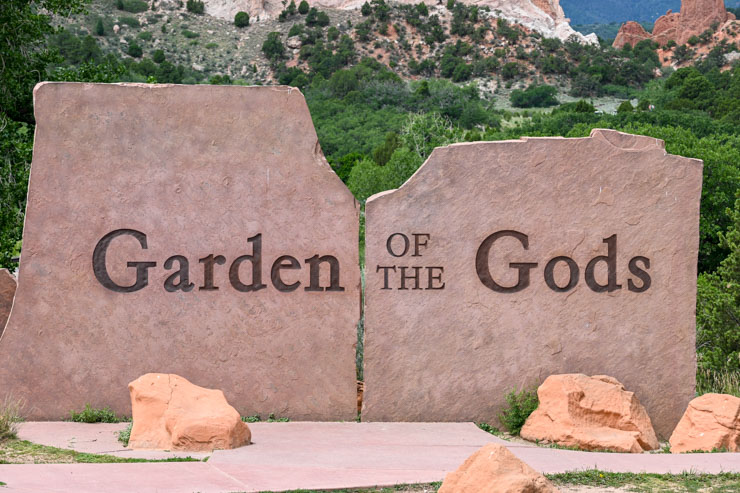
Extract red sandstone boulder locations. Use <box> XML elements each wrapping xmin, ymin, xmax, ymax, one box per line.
<box><xmin>0</xmin><ymin>269</ymin><xmax>16</xmax><ymax>339</ymax></box>
<box><xmin>614</xmin><ymin>21</ymin><xmax>652</xmax><ymax>49</ymax></box>
<box><xmin>520</xmin><ymin>374</ymin><xmax>659</xmax><ymax>453</ymax></box>
<box><xmin>439</xmin><ymin>443</ymin><xmax>559</xmax><ymax>493</ymax></box>
<box><xmin>128</xmin><ymin>373</ymin><xmax>251</xmax><ymax>451</ymax></box>
<box><xmin>669</xmin><ymin>393</ymin><xmax>740</xmax><ymax>453</ymax></box>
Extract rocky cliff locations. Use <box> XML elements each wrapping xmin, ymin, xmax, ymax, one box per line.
<box><xmin>614</xmin><ymin>0</ymin><xmax>735</xmax><ymax>48</ymax></box>
<box><xmin>203</xmin><ymin>0</ymin><xmax>598</xmax><ymax>44</ymax></box>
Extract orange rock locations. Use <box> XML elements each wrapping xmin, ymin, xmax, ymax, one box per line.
<box><xmin>520</xmin><ymin>374</ymin><xmax>659</xmax><ymax>453</ymax></box>
<box><xmin>669</xmin><ymin>393</ymin><xmax>740</xmax><ymax>453</ymax></box>
<box><xmin>439</xmin><ymin>443</ymin><xmax>559</xmax><ymax>493</ymax></box>
<box><xmin>614</xmin><ymin>0</ymin><xmax>731</xmax><ymax>49</ymax></box>
<box><xmin>613</xmin><ymin>21</ymin><xmax>652</xmax><ymax>50</ymax></box>
<box><xmin>128</xmin><ymin>373</ymin><xmax>251</xmax><ymax>451</ymax></box>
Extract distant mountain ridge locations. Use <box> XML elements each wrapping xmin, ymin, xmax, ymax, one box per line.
<box><xmin>561</xmin><ymin>0</ymin><xmax>739</xmax><ymax>24</ymax></box>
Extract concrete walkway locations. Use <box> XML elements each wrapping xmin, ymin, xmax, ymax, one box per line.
<box><xmin>1</xmin><ymin>422</ymin><xmax>739</xmax><ymax>492</ymax></box>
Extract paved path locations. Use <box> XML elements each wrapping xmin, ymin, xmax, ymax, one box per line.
<box><xmin>1</xmin><ymin>422</ymin><xmax>739</xmax><ymax>492</ymax></box>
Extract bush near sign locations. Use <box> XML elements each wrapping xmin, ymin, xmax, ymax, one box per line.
<box><xmin>362</xmin><ymin>130</ymin><xmax>702</xmax><ymax>438</ymax></box>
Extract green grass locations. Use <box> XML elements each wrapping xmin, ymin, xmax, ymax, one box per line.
<box><xmin>256</xmin><ymin>485</ymin><xmax>441</xmax><ymax>493</ymax></box>
<box><xmin>548</xmin><ymin>470</ymin><xmax>740</xmax><ymax>492</ymax></box>
<box><xmin>475</xmin><ymin>422</ymin><xmax>506</xmax><ymax>438</ymax></box>
<box><xmin>0</xmin><ymin>439</ymin><xmax>202</xmax><ymax>464</ymax></box>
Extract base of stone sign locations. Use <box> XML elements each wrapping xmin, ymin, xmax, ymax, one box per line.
<box><xmin>4</xmin><ymin>421</ymin><xmax>740</xmax><ymax>493</ymax></box>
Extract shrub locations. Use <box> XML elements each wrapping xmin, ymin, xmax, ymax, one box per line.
<box><xmin>498</xmin><ymin>388</ymin><xmax>538</xmax><ymax>435</ymax></box>
<box><xmin>0</xmin><ymin>396</ymin><xmax>24</xmax><ymax>441</ymax></box>
<box><xmin>234</xmin><ymin>11</ymin><xmax>249</xmax><ymax>27</ymax></box>
<box><xmin>186</xmin><ymin>0</ymin><xmax>205</xmax><ymax>14</ymax></box>
<box><xmin>182</xmin><ymin>29</ymin><xmax>199</xmax><ymax>38</ymax></box>
<box><xmin>298</xmin><ymin>0</ymin><xmax>309</xmax><ymax>14</ymax></box>
<box><xmin>116</xmin><ymin>0</ymin><xmax>149</xmax><ymax>13</ymax></box>
<box><xmin>127</xmin><ymin>42</ymin><xmax>143</xmax><ymax>58</ymax></box>
<box><xmin>205</xmin><ymin>42</ymin><xmax>218</xmax><ymax>49</ymax></box>
<box><xmin>137</xmin><ymin>31</ymin><xmax>152</xmax><ymax>41</ymax></box>
<box><xmin>68</xmin><ymin>404</ymin><xmax>120</xmax><ymax>423</ymax></box>
<box><xmin>152</xmin><ymin>49</ymin><xmax>165</xmax><ymax>63</ymax></box>
<box><xmin>501</xmin><ymin>62</ymin><xmax>521</xmax><ymax>80</ymax></box>
<box><xmin>617</xmin><ymin>100</ymin><xmax>634</xmax><ymax>113</ymax></box>
<box><xmin>687</xmin><ymin>35</ymin><xmax>700</xmax><ymax>46</ymax></box>
<box><xmin>510</xmin><ymin>84</ymin><xmax>558</xmax><ymax>108</ymax></box>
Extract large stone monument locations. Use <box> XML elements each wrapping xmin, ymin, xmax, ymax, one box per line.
<box><xmin>0</xmin><ymin>83</ymin><xmax>360</xmax><ymax>420</ymax></box>
<box><xmin>362</xmin><ymin>129</ymin><xmax>702</xmax><ymax>437</ymax></box>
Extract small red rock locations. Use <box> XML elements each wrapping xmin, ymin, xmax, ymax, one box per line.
<box><xmin>669</xmin><ymin>393</ymin><xmax>740</xmax><ymax>453</ymax></box>
<box><xmin>520</xmin><ymin>374</ymin><xmax>659</xmax><ymax>453</ymax></box>
<box><xmin>439</xmin><ymin>443</ymin><xmax>559</xmax><ymax>493</ymax></box>
<box><xmin>128</xmin><ymin>373</ymin><xmax>251</xmax><ymax>451</ymax></box>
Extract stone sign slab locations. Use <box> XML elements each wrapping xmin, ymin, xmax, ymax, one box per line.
<box><xmin>0</xmin><ymin>82</ymin><xmax>360</xmax><ymax>420</ymax></box>
<box><xmin>362</xmin><ymin>129</ymin><xmax>702</xmax><ymax>437</ymax></box>
<box><xmin>0</xmin><ymin>269</ymin><xmax>16</xmax><ymax>339</ymax></box>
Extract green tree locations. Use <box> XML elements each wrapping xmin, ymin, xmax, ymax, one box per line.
<box><xmin>234</xmin><ymin>11</ymin><xmax>249</xmax><ymax>27</ymax></box>
<box><xmin>361</xmin><ymin>1</ymin><xmax>371</xmax><ymax>16</ymax></box>
<box><xmin>697</xmin><ymin>195</ymin><xmax>740</xmax><ymax>390</ymax></box>
<box><xmin>95</xmin><ymin>18</ymin><xmax>105</xmax><ymax>36</ymax></box>
<box><xmin>152</xmin><ymin>49</ymin><xmax>165</xmax><ymax>63</ymax></box>
<box><xmin>298</xmin><ymin>0</ymin><xmax>309</xmax><ymax>14</ymax></box>
<box><xmin>372</xmin><ymin>132</ymin><xmax>400</xmax><ymax>166</ymax></box>
<box><xmin>262</xmin><ymin>32</ymin><xmax>285</xmax><ymax>61</ymax></box>
<box><xmin>617</xmin><ymin>100</ymin><xmax>634</xmax><ymax>113</ymax></box>
<box><xmin>1</xmin><ymin>0</ymin><xmax>87</xmax><ymax>123</ymax></box>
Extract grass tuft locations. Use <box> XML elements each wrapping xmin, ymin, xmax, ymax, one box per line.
<box><xmin>118</xmin><ymin>422</ymin><xmax>133</xmax><ymax>447</ymax></box>
<box><xmin>0</xmin><ymin>395</ymin><xmax>25</xmax><ymax>441</ymax></box>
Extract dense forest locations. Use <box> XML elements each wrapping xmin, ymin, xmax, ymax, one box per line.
<box><xmin>1</xmin><ymin>0</ymin><xmax>739</xmax><ymax>395</ymax></box>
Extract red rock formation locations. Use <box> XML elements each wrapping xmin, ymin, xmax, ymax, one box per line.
<box><xmin>613</xmin><ymin>21</ymin><xmax>652</xmax><ymax>49</ymax></box>
<box><xmin>614</xmin><ymin>0</ymin><xmax>732</xmax><ymax>49</ymax></box>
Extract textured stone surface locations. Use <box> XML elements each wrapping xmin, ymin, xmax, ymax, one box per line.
<box><xmin>439</xmin><ymin>443</ymin><xmax>560</xmax><ymax>493</ymax></box>
<box><xmin>520</xmin><ymin>374</ymin><xmax>659</xmax><ymax>453</ymax></box>
<box><xmin>669</xmin><ymin>393</ymin><xmax>740</xmax><ymax>453</ymax></box>
<box><xmin>128</xmin><ymin>373</ymin><xmax>251</xmax><ymax>451</ymax></box>
<box><xmin>202</xmin><ymin>0</ymin><xmax>597</xmax><ymax>43</ymax></box>
<box><xmin>0</xmin><ymin>269</ymin><xmax>16</xmax><ymax>339</ymax></box>
<box><xmin>362</xmin><ymin>129</ymin><xmax>702</xmax><ymax>438</ymax></box>
<box><xmin>0</xmin><ymin>82</ymin><xmax>359</xmax><ymax>420</ymax></box>
<box><xmin>614</xmin><ymin>0</ymin><xmax>732</xmax><ymax>48</ymax></box>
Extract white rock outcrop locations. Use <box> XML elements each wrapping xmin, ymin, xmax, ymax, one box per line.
<box><xmin>202</xmin><ymin>0</ymin><xmax>597</xmax><ymax>44</ymax></box>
